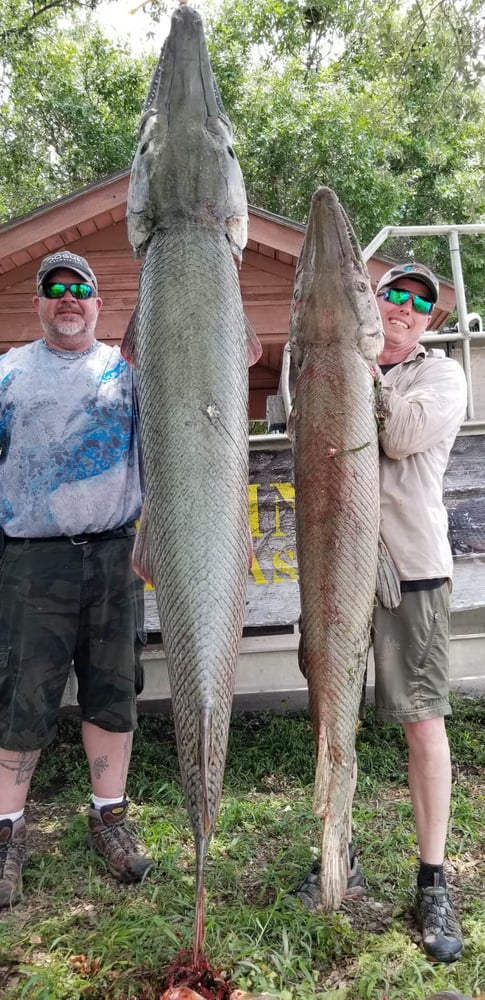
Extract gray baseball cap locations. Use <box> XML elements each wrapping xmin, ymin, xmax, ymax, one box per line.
<box><xmin>376</xmin><ymin>262</ymin><xmax>439</xmax><ymax>304</ymax></box>
<box><xmin>37</xmin><ymin>251</ymin><xmax>98</xmax><ymax>294</ymax></box>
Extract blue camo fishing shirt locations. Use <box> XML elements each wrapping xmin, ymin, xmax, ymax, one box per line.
<box><xmin>0</xmin><ymin>338</ymin><xmax>143</xmax><ymax>537</ymax></box>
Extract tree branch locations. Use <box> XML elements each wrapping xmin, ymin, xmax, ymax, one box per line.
<box><xmin>1</xmin><ymin>0</ymin><xmax>100</xmax><ymax>42</ymax></box>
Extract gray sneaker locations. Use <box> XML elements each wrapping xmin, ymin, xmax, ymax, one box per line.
<box><xmin>416</xmin><ymin>878</ymin><xmax>464</xmax><ymax>963</ymax></box>
<box><xmin>87</xmin><ymin>799</ymin><xmax>154</xmax><ymax>885</ymax></box>
<box><xmin>288</xmin><ymin>851</ymin><xmax>365</xmax><ymax>910</ymax></box>
<box><xmin>0</xmin><ymin>816</ymin><xmax>27</xmax><ymax>907</ymax></box>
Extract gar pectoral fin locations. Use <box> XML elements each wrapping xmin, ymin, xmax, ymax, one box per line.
<box><xmin>245</xmin><ymin>315</ymin><xmax>263</xmax><ymax>367</ymax></box>
<box><xmin>247</xmin><ymin>522</ymin><xmax>254</xmax><ymax>571</ymax></box>
<box><xmin>358</xmin><ymin>329</ymin><xmax>385</xmax><ymax>364</ymax></box>
<box><xmin>286</xmin><ymin>402</ymin><xmax>297</xmax><ymax>444</ymax></box>
<box><xmin>376</xmin><ymin>536</ymin><xmax>401</xmax><ymax>609</ymax></box>
<box><xmin>227</xmin><ymin>213</ymin><xmax>248</xmax><ymax>261</ymax></box>
<box><xmin>121</xmin><ymin>304</ymin><xmax>138</xmax><ymax>366</ymax></box>
<box><xmin>132</xmin><ymin>501</ymin><xmax>153</xmax><ymax>586</ymax></box>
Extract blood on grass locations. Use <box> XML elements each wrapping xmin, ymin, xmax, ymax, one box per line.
<box><xmin>160</xmin><ymin>949</ymin><xmax>237</xmax><ymax>1000</ymax></box>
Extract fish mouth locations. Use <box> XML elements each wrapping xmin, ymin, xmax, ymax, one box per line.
<box><xmin>307</xmin><ymin>187</ymin><xmax>365</xmax><ymax>283</ymax></box>
<box><xmin>149</xmin><ymin>4</ymin><xmax>227</xmax><ymax>128</ymax></box>
<box><xmin>127</xmin><ymin>1</ymin><xmax>247</xmax><ymax>258</ymax></box>
<box><xmin>295</xmin><ymin>186</ymin><xmax>372</xmax><ymax>311</ymax></box>
<box><xmin>127</xmin><ymin>5</ymin><xmax>247</xmax><ymax>260</ymax></box>
<box><xmin>290</xmin><ymin>186</ymin><xmax>384</xmax><ymax>356</ymax></box>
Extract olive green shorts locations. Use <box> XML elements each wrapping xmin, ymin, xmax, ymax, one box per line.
<box><xmin>372</xmin><ymin>582</ymin><xmax>451</xmax><ymax>724</ymax></box>
<box><xmin>0</xmin><ymin>535</ymin><xmax>146</xmax><ymax>752</ymax></box>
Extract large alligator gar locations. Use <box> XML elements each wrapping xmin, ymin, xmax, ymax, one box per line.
<box><xmin>289</xmin><ymin>187</ymin><xmax>384</xmax><ymax>910</ymax></box>
<box><xmin>123</xmin><ymin>2</ymin><xmax>251</xmax><ymax>961</ymax></box>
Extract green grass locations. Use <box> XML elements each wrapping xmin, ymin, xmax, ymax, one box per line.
<box><xmin>0</xmin><ymin>696</ymin><xmax>484</xmax><ymax>1000</ymax></box>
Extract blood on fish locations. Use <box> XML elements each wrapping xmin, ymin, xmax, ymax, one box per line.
<box><xmin>160</xmin><ymin>950</ymin><xmax>236</xmax><ymax>1000</ymax></box>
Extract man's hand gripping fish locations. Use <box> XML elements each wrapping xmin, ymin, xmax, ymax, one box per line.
<box><xmin>289</xmin><ymin>187</ymin><xmax>384</xmax><ymax>910</ymax></box>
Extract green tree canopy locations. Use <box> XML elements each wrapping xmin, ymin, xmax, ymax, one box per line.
<box><xmin>1</xmin><ymin>0</ymin><xmax>484</xmax><ymax>308</ymax></box>
<box><xmin>0</xmin><ymin>0</ymin><xmax>152</xmax><ymax>219</ymax></box>
<box><xmin>204</xmin><ymin>0</ymin><xmax>485</xmax><ymax>303</ymax></box>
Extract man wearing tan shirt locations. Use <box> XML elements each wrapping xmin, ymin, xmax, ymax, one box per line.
<box><xmin>292</xmin><ymin>262</ymin><xmax>468</xmax><ymax>964</ymax></box>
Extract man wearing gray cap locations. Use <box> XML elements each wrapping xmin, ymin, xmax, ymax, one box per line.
<box><xmin>0</xmin><ymin>251</ymin><xmax>152</xmax><ymax>907</ymax></box>
<box><xmin>373</xmin><ymin>262</ymin><xmax>467</xmax><ymax>961</ymax></box>
<box><xmin>292</xmin><ymin>262</ymin><xmax>468</xmax><ymax>963</ymax></box>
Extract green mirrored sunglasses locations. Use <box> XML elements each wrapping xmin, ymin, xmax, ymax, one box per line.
<box><xmin>381</xmin><ymin>287</ymin><xmax>433</xmax><ymax>315</ymax></box>
<box><xmin>43</xmin><ymin>282</ymin><xmax>94</xmax><ymax>300</ymax></box>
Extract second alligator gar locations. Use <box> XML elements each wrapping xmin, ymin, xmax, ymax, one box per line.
<box><xmin>289</xmin><ymin>187</ymin><xmax>384</xmax><ymax>910</ymax></box>
<box><xmin>123</xmin><ymin>3</ymin><xmax>253</xmax><ymax>961</ymax></box>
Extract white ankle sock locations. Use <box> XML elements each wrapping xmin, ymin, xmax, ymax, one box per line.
<box><xmin>91</xmin><ymin>795</ymin><xmax>125</xmax><ymax>810</ymax></box>
<box><xmin>0</xmin><ymin>810</ymin><xmax>24</xmax><ymax>823</ymax></box>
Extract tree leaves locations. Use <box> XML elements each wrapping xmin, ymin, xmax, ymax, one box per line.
<box><xmin>206</xmin><ymin>0</ymin><xmax>485</xmax><ymax>307</ymax></box>
<box><xmin>0</xmin><ymin>4</ymin><xmax>152</xmax><ymax>220</ymax></box>
<box><xmin>1</xmin><ymin>0</ymin><xmax>484</xmax><ymax>309</ymax></box>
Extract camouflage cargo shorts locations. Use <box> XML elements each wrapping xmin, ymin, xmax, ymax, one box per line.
<box><xmin>0</xmin><ymin>533</ymin><xmax>146</xmax><ymax>752</ymax></box>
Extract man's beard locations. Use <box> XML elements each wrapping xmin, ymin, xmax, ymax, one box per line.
<box><xmin>41</xmin><ymin>313</ymin><xmax>89</xmax><ymax>339</ymax></box>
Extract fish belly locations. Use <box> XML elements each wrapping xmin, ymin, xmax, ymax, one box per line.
<box><xmin>135</xmin><ymin>223</ymin><xmax>249</xmax><ymax>843</ymax></box>
<box><xmin>294</xmin><ymin>342</ymin><xmax>379</xmax><ymax>910</ymax></box>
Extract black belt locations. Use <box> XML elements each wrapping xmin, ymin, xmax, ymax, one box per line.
<box><xmin>400</xmin><ymin>577</ymin><xmax>448</xmax><ymax>593</ymax></box>
<box><xmin>4</xmin><ymin>523</ymin><xmax>137</xmax><ymax>546</ymax></box>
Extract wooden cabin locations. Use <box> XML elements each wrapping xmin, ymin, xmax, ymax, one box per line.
<box><xmin>0</xmin><ymin>170</ymin><xmax>457</xmax><ymax>419</ymax></box>
<box><xmin>2</xmin><ymin>173</ymin><xmax>484</xmax><ymax>706</ymax></box>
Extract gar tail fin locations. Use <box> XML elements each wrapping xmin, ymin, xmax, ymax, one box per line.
<box><xmin>319</xmin><ymin>812</ymin><xmax>349</xmax><ymax>911</ymax></box>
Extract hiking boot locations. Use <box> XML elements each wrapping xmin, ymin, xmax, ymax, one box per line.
<box><xmin>0</xmin><ymin>816</ymin><xmax>27</xmax><ymax>908</ymax></box>
<box><xmin>87</xmin><ymin>799</ymin><xmax>153</xmax><ymax>885</ymax></box>
<box><xmin>287</xmin><ymin>851</ymin><xmax>365</xmax><ymax>910</ymax></box>
<box><xmin>416</xmin><ymin>877</ymin><xmax>464</xmax><ymax>963</ymax></box>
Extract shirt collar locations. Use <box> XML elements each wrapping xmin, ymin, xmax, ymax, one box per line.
<box><xmin>401</xmin><ymin>342</ymin><xmax>427</xmax><ymax>364</ymax></box>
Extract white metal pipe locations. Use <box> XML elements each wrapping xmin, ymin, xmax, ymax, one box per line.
<box><xmin>449</xmin><ymin>230</ymin><xmax>475</xmax><ymax>419</ymax></box>
<box><xmin>456</xmin><ymin>420</ymin><xmax>485</xmax><ymax>436</ymax></box>
<box><xmin>420</xmin><ymin>331</ymin><xmax>485</xmax><ymax>344</ymax></box>
<box><xmin>249</xmin><ymin>418</ymin><xmax>485</xmax><ymax>448</ymax></box>
<box><xmin>249</xmin><ymin>432</ymin><xmax>291</xmax><ymax>450</ymax></box>
<box><xmin>363</xmin><ymin>223</ymin><xmax>485</xmax><ymax>262</ymax></box>
<box><xmin>363</xmin><ymin>224</ymin><xmax>485</xmax><ymax>261</ymax></box>
<box><xmin>362</xmin><ymin>226</ymin><xmax>393</xmax><ymax>261</ymax></box>
<box><xmin>377</xmin><ymin>224</ymin><xmax>485</xmax><ymax>236</ymax></box>
<box><xmin>281</xmin><ymin>341</ymin><xmax>293</xmax><ymax>421</ymax></box>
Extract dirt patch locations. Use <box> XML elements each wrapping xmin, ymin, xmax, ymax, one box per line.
<box><xmin>21</xmin><ymin>802</ymin><xmax>78</xmax><ymax>856</ymax></box>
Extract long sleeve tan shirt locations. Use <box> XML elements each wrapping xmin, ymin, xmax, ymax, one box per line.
<box><xmin>378</xmin><ymin>344</ymin><xmax>468</xmax><ymax>582</ymax></box>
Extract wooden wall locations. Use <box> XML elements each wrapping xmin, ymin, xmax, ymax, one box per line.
<box><xmin>0</xmin><ymin>180</ymin><xmax>459</xmax><ymax>419</ymax></box>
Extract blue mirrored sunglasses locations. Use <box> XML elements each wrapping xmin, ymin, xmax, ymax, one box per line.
<box><xmin>381</xmin><ymin>287</ymin><xmax>433</xmax><ymax>315</ymax></box>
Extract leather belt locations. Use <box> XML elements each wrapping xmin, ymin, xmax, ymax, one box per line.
<box><xmin>4</xmin><ymin>523</ymin><xmax>137</xmax><ymax>546</ymax></box>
